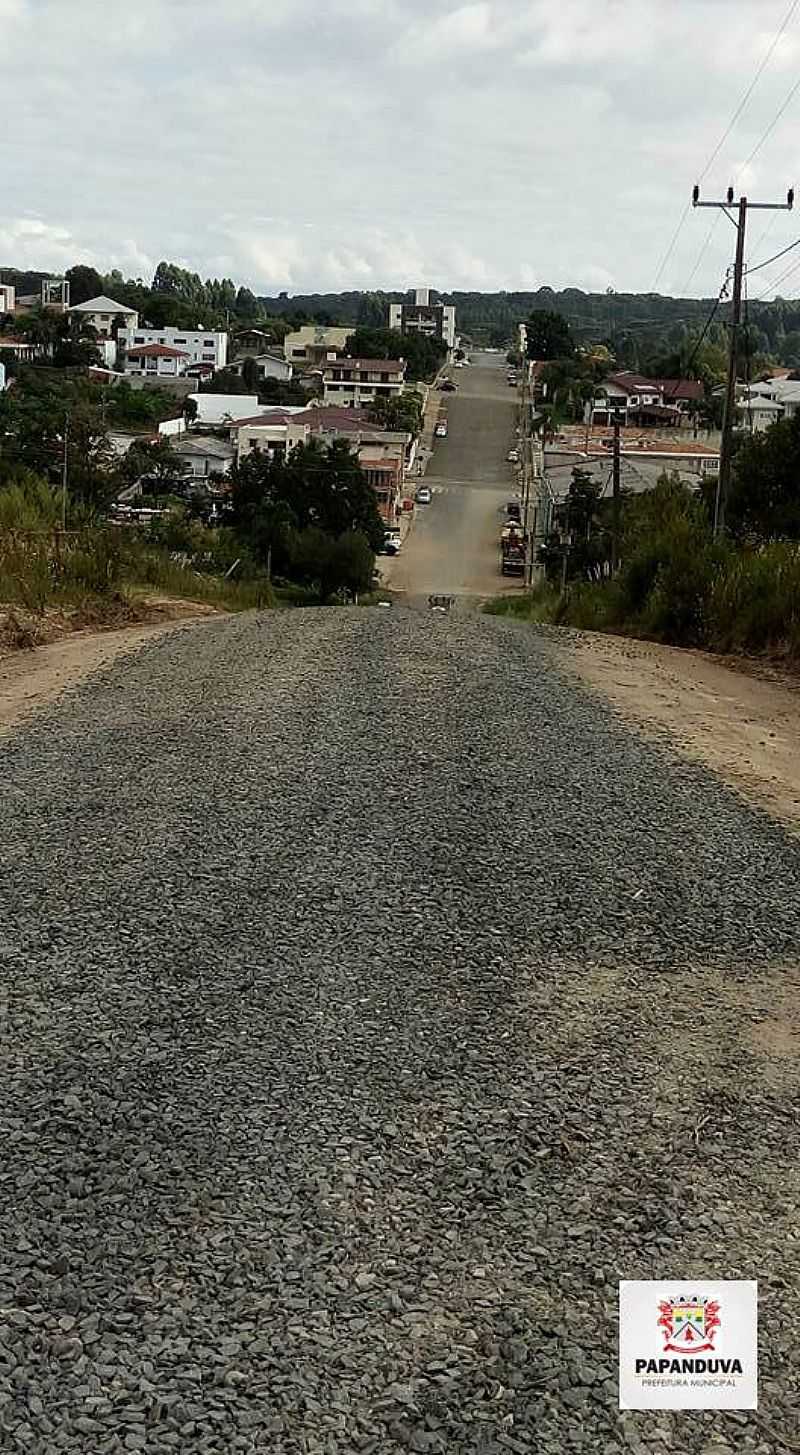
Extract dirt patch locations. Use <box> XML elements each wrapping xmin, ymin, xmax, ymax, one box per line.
<box><xmin>563</xmin><ymin>631</ymin><xmax>800</xmax><ymax>832</ymax></box>
<box><xmin>0</xmin><ymin>603</ymin><xmax>219</xmax><ymax>735</ymax></box>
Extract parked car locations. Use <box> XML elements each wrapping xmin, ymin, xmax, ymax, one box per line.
<box><xmin>416</xmin><ymin>487</ymin><xmax>432</xmax><ymax>505</ymax></box>
<box><xmin>440</xmin><ymin>380</ymin><xmax>457</xmax><ymax>392</ymax></box>
<box><xmin>507</xmin><ymin>449</ymin><xmax>520</xmax><ymax>463</ymax></box>
<box><xmin>435</xmin><ymin>422</ymin><xmax>448</xmax><ymax>437</ymax></box>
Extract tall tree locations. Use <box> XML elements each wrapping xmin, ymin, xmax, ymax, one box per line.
<box><xmin>525</xmin><ymin>310</ymin><xmax>575</xmax><ymax>361</ymax></box>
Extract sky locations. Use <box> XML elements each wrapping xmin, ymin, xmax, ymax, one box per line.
<box><xmin>1</xmin><ymin>0</ymin><xmax>800</xmax><ymax>300</ymax></box>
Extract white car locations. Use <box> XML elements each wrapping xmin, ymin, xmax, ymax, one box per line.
<box><xmin>416</xmin><ymin>487</ymin><xmax>432</xmax><ymax>505</ymax></box>
<box><xmin>435</xmin><ymin>422</ymin><xmax>448</xmax><ymax>438</ymax></box>
<box><xmin>507</xmin><ymin>449</ymin><xmax>520</xmax><ymax>463</ymax></box>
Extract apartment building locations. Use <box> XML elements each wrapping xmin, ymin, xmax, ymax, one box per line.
<box><xmin>389</xmin><ymin>287</ymin><xmax>456</xmax><ymax>350</ymax></box>
<box><xmin>322</xmin><ymin>357</ymin><xmax>406</xmax><ymax>407</ymax></box>
<box><xmin>118</xmin><ymin>326</ymin><xmax>228</xmax><ymax>373</ymax></box>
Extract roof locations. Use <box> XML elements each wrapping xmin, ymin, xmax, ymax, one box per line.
<box><xmin>605</xmin><ymin>371</ymin><xmax>703</xmax><ymax>401</ymax></box>
<box><xmin>70</xmin><ymin>295</ymin><xmax>136</xmax><ymax>314</ymax></box>
<box><xmin>127</xmin><ymin>343</ymin><xmax>189</xmax><ymax>359</ymax></box>
<box><xmin>652</xmin><ymin>378</ymin><xmax>704</xmax><ymax>402</ymax></box>
<box><xmin>0</xmin><ymin>335</ymin><xmax>33</xmax><ymax>349</ymax></box>
<box><xmin>231</xmin><ymin>410</ymin><xmax>296</xmax><ymax>428</ymax></box>
<box><xmin>173</xmin><ymin>436</ymin><xmax>235</xmax><ymax>458</ymax></box>
<box><xmin>323</xmin><ymin>357</ymin><xmax>405</xmax><ymax>374</ymax></box>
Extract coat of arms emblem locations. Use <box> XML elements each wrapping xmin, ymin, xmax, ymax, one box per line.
<box><xmin>657</xmin><ymin>1295</ymin><xmax>721</xmax><ymax>1354</ymax></box>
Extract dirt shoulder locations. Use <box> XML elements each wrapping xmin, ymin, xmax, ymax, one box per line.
<box><xmin>0</xmin><ymin>606</ymin><xmax>218</xmax><ymax>736</ymax></box>
<box><xmin>561</xmin><ymin>630</ymin><xmax>800</xmax><ymax>832</ymax></box>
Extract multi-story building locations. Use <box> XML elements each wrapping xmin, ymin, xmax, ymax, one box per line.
<box><xmin>0</xmin><ymin>284</ymin><xmax>15</xmax><ymax>315</ymax></box>
<box><xmin>117</xmin><ymin>326</ymin><xmax>228</xmax><ymax>373</ymax></box>
<box><xmin>69</xmin><ymin>295</ymin><xmax>139</xmax><ymax>339</ymax></box>
<box><xmin>322</xmin><ymin>356</ymin><xmax>406</xmax><ymax>408</ymax></box>
<box><xmin>389</xmin><ymin>287</ymin><xmax>456</xmax><ymax>350</ymax></box>
<box><xmin>283</xmin><ymin>325</ymin><xmax>354</xmax><ymax>370</ymax></box>
<box><xmin>124</xmin><ymin>343</ymin><xmax>190</xmax><ymax>378</ymax></box>
<box><xmin>587</xmin><ymin>372</ymin><xmax>704</xmax><ymax>427</ymax></box>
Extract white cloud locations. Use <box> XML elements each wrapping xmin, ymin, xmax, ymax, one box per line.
<box><xmin>0</xmin><ymin>0</ymin><xmax>798</xmax><ymax>299</ymax></box>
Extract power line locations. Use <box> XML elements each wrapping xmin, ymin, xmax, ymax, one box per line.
<box><xmin>654</xmin><ymin>0</ymin><xmax>800</xmax><ymax>293</ymax></box>
<box><xmin>745</xmin><ymin>233</ymin><xmax>800</xmax><ymax>275</ymax></box>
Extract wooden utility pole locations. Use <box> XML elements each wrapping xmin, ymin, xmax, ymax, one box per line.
<box><xmin>692</xmin><ymin>185</ymin><xmax>793</xmax><ymax>535</ymax></box>
<box><xmin>611</xmin><ymin>412</ymin><xmax>621</xmax><ymax>573</ymax></box>
<box><xmin>61</xmin><ymin>412</ymin><xmax>70</xmax><ymax>531</ymax></box>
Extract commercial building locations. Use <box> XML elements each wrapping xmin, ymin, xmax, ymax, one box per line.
<box><xmin>322</xmin><ymin>356</ymin><xmax>406</xmax><ymax>408</ymax></box>
<box><xmin>388</xmin><ymin>287</ymin><xmax>456</xmax><ymax>350</ymax></box>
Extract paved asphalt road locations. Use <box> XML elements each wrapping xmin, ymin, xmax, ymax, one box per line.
<box><xmin>389</xmin><ymin>354</ymin><xmax>521</xmax><ymax>602</ymax></box>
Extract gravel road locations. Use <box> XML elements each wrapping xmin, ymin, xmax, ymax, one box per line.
<box><xmin>2</xmin><ymin>606</ymin><xmax>799</xmax><ymax>1453</ymax></box>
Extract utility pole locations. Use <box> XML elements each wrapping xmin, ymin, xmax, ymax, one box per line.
<box><xmin>692</xmin><ymin>184</ymin><xmax>793</xmax><ymax>535</ymax></box>
<box><xmin>611</xmin><ymin>411</ymin><xmax>621</xmax><ymax>574</ymax></box>
<box><xmin>61</xmin><ymin>412</ymin><xmax>69</xmax><ymax>531</ymax></box>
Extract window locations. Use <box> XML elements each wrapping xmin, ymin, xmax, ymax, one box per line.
<box><xmin>100</xmin><ymin>314</ymin><xmax>109</xmax><ymax>322</ymax></box>
<box><xmin>202</xmin><ymin>353</ymin><xmax>215</xmax><ymax>361</ymax></box>
<box><xmin>174</xmin><ymin>337</ymin><xmax>186</xmax><ymax>344</ymax></box>
<box><xmin>204</xmin><ymin>339</ymin><xmax>214</xmax><ymax>347</ymax></box>
<box><xmin>134</xmin><ymin>336</ymin><xmax>145</xmax><ymax>344</ymax></box>
<box><xmin>380</xmin><ymin>373</ymin><xmax>389</xmax><ymax>383</ymax></box>
<box><xmin>292</xmin><ymin>349</ymin><xmax>306</xmax><ymax>358</ymax></box>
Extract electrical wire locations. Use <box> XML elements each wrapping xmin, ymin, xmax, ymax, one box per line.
<box><xmin>653</xmin><ymin>0</ymin><xmax>800</xmax><ymax>293</ymax></box>
<box><xmin>745</xmin><ymin>234</ymin><xmax>800</xmax><ymax>276</ymax></box>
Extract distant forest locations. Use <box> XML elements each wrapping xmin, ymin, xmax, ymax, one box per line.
<box><xmin>257</xmin><ymin>286</ymin><xmax>800</xmax><ymax>368</ymax></box>
<box><xmin>6</xmin><ymin>264</ymin><xmax>800</xmax><ymax>367</ymax></box>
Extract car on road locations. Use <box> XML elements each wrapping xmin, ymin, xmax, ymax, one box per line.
<box><xmin>507</xmin><ymin>449</ymin><xmax>520</xmax><ymax>463</ymax></box>
<box><xmin>440</xmin><ymin>381</ymin><xmax>457</xmax><ymax>393</ymax></box>
<box><xmin>435</xmin><ymin>422</ymin><xmax>448</xmax><ymax>437</ymax></box>
<box><xmin>416</xmin><ymin>487</ymin><xmax>432</xmax><ymax>505</ymax></box>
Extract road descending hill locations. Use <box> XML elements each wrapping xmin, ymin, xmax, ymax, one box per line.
<box><xmin>1</xmin><ymin>606</ymin><xmax>799</xmax><ymax>1452</ymax></box>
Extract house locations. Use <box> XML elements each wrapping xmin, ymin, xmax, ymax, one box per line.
<box><xmin>587</xmin><ymin>372</ymin><xmax>704</xmax><ymax>426</ymax></box>
<box><xmin>228</xmin><ymin>351</ymin><xmax>293</xmax><ymax>383</ymax></box>
<box><xmin>389</xmin><ymin>287</ymin><xmax>456</xmax><ymax>350</ymax></box>
<box><xmin>69</xmin><ymin>295</ymin><xmax>139</xmax><ymax>338</ymax></box>
<box><xmin>172</xmin><ymin>436</ymin><xmax>235</xmax><ymax>478</ymax></box>
<box><xmin>283</xmin><ymin>325</ymin><xmax>354</xmax><ymax>370</ymax></box>
<box><xmin>124</xmin><ymin>343</ymin><xmax>190</xmax><ymax>378</ymax></box>
<box><xmin>233</xmin><ymin>327</ymin><xmax>279</xmax><ymax>354</ymax></box>
<box><xmin>231</xmin><ymin>404</ymin><xmax>410</xmax><ymax>521</ymax></box>
<box><xmin>737</xmin><ymin>377</ymin><xmax>800</xmax><ymax>429</ymax></box>
<box><xmin>322</xmin><ymin>357</ymin><xmax>406</xmax><ymax>408</ymax></box>
<box><xmin>118</xmin><ymin>326</ymin><xmax>228</xmax><ymax>373</ymax></box>
<box><xmin>0</xmin><ymin>284</ymin><xmax>15</xmax><ymax>315</ymax></box>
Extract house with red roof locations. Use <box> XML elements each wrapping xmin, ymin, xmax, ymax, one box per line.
<box><xmin>588</xmin><ymin>371</ymin><xmax>704</xmax><ymax>426</ymax></box>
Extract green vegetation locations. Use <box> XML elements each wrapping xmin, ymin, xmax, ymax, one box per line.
<box><xmin>343</xmin><ymin>326</ymin><xmax>447</xmax><ymax>383</ymax></box>
<box><xmin>487</xmin><ymin>464</ymin><xmax>800</xmax><ymax>663</ymax></box>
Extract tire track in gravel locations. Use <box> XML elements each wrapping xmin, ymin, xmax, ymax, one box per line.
<box><xmin>1</xmin><ymin>605</ymin><xmax>799</xmax><ymax>1454</ymax></box>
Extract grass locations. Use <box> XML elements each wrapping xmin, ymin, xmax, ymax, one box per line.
<box><xmin>484</xmin><ymin>542</ymin><xmax>800</xmax><ymax>666</ymax></box>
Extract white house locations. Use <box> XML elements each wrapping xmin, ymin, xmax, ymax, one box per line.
<box><xmin>69</xmin><ymin>295</ymin><xmax>139</xmax><ymax>339</ymax></box>
<box><xmin>118</xmin><ymin>326</ymin><xmax>228</xmax><ymax>373</ymax></box>
<box><xmin>0</xmin><ymin>283</ymin><xmax>15</xmax><ymax>315</ymax></box>
<box><xmin>322</xmin><ymin>357</ymin><xmax>406</xmax><ymax>408</ymax></box>
<box><xmin>124</xmin><ymin>343</ymin><xmax>189</xmax><ymax>378</ymax></box>
<box><xmin>229</xmin><ymin>351</ymin><xmax>293</xmax><ymax>383</ymax></box>
<box><xmin>172</xmin><ymin>436</ymin><xmax>235</xmax><ymax>477</ymax></box>
<box><xmin>737</xmin><ymin>377</ymin><xmax>800</xmax><ymax>429</ymax></box>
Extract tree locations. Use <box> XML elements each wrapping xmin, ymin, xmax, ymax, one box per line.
<box><xmin>0</xmin><ymin>371</ymin><xmax>120</xmax><ymax>511</ymax></box>
<box><xmin>65</xmin><ymin>265</ymin><xmax>103</xmax><ymax>306</ymax></box>
<box><xmin>344</xmin><ymin>326</ymin><xmax>446</xmax><ymax>383</ymax></box>
<box><xmin>525</xmin><ymin>310</ymin><xmax>574</xmax><ymax>361</ymax></box>
<box><xmin>726</xmin><ymin>412</ymin><xmax>800</xmax><ymax>541</ymax></box>
<box><xmin>368</xmin><ymin>389</ymin><xmax>423</xmax><ymax>436</ymax></box>
<box><xmin>122</xmin><ymin>438</ymin><xmax>188</xmax><ymax>491</ymax></box>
